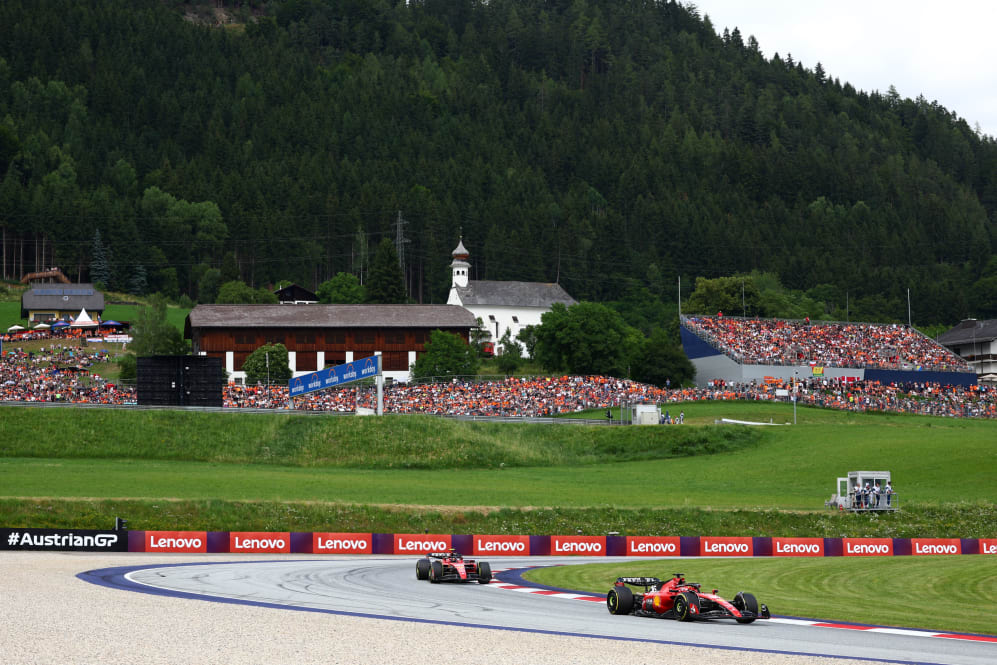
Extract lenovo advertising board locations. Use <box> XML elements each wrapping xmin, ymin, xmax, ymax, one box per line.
<box><xmin>229</xmin><ymin>531</ymin><xmax>291</xmax><ymax>554</ymax></box>
<box><xmin>550</xmin><ymin>535</ymin><xmax>606</xmax><ymax>556</ymax></box>
<box><xmin>625</xmin><ymin>536</ymin><xmax>680</xmax><ymax>556</ymax></box>
<box><xmin>392</xmin><ymin>533</ymin><xmax>452</xmax><ymax>555</ymax></box>
<box><xmin>911</xmin><ymin>538</ymin><xmax>961</xmax><ymax>555</ymax></box>
<box><xmin>699</xmin><ymin>536</ymin><xmax>753</xmax><ymax>556</ymax></box>
<box><xmin>313</xmin><ymin>532</ymin><xmax>372</xmax><ymax>554</ymax></box>
<box><xmin>472</xmin><ymin>534</ymin><xmax>530</xmax><ymax>556</ymax></box>
<box><xmin>1</xmin><ymin>528</ymin><xmax>127</xmax><ymax>552</ymax></box>
<box><xmin>773</xmin><ymin>537</ymin><xmax>825</xmax><ymax>557</ymax></box>
<box><xmin>843</xmin><ymin>538</ymin><xmax>893</xmax><ymax>556</ymax></box>
<box><xmin>980</xmin><ymin>539</ymin><xmax>997</xmax><ymax>555</ymax></box>
<box><xmin>144</xmin><ymin>531</ymin><xmax>208</xmax><ymax>553</ymax></box>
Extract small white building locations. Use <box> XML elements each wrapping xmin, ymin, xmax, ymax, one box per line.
<box><xmin>446</xmin><ymin>239</ymin><xmax>576</xmax><ymax>355</ymax></box>
<box><xmin>936</xmin><ymin>319</ymin><xmax>997</xmax><ymax>384</ymax></box>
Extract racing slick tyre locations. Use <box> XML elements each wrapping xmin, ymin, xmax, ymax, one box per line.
<box><xmin>606</xmin><ymin>586</ymin><xmax>634</xmax><ymax>615</ymax></box>
<box><xmin>416</xmin><ymin>558</ymin><xmax>431</xmax><ymax>581</ymax></box>
<box><xmin>429</xmin><ymin>560</ymin><xmax>444</xmax><ymax>583</ymax></box>
<box><xmin>733</xmin><ymin>592</ymin><xmax>759</xmax><ymax>624</ymax></box>
<box><xmin>476</xmin><ymin>561</ymin><xmax>492</xmax><ymax>584</ymax></box>
<box><xmin>674</xmin><ymin>591</ymin><xmax>699</xmax><ymax>622</ymax></box>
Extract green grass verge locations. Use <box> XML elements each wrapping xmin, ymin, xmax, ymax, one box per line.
<box><xmin>0</xmin><ymin>408</ymin><xmax>762</xmax><ymax>469</ymax></box>
<box><xmin>2</xmin><ymin>497</ymin><xmax>993</xmax><ymax>538</ymax></box>
<box><xmin>522</xmin><ymin>556</ymin><xmax>997</xmax><ymax>636</ymax></box>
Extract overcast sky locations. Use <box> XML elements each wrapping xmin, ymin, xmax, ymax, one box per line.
<box><xmin>694</xmin><ymin>1</ymin><xmax>997</xmax><ymax>138</ymax></box>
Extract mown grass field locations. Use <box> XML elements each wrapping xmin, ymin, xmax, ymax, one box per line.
<box><xmin>524</xmin><ymin>556</ymin><xmax>997</xmax><ymax>636</ymax></box>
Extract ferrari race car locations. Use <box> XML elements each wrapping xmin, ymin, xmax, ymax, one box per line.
<box><xmin>607</xmin><ymin>573</ymin><xmax>770</xmax><ymax>623</ymax></box>
<box><xmin>415</xmin><ymin>549</ymin><xmax>492</xmax><ymax>584</ymax></box>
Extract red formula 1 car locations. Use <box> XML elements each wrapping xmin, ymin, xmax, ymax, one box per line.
<box><xmin>415</xmin><ymin>549</ymin><xmax>492</xmax><ymax>584</ymax></box>
<box><xmin>607</xmin><ymin>573</ymin><xmax>770</xmax><ymax>623</ymax></box>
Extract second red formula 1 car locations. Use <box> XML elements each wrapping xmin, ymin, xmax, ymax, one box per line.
<box><xmin>415</xmin><ymin>549</ymin><xmax>492</xmax><ymax>584</ymax></box>
<box><xmin>606</xmin><ymin>573</ymin><xmax>770</xmax><ymax>623</ymax></box>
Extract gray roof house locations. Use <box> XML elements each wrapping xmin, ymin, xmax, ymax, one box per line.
<box><xmin>936</xmin><ymin>319</ymin><xmax>997</xmax><ymax>383</ymax></box>
<box><xmin>20</xmin><ymin>284</ymin><xmax>105</xmax><ymax>321</ymax></box>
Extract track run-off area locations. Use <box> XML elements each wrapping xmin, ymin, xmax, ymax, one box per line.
<box><xmin>65</xmin><ymin>555</ymin><xmax>996</xmax><ymax>665</ymax></box>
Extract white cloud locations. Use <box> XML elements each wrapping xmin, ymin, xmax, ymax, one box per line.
<box><xmin>695</xmin><ymin>1</ymin><xmax>997</xmax><ymax>136</ymax></box>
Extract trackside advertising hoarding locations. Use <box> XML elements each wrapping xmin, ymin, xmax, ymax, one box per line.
<box><xmin>699</xmin><ymin>537</ymin><xmax>753</xmax><ymax>556</ymax></box>
<box><xmin>1</xmin><ymin>528</ymin><xmax>127</xmax><ymax>552</ymax></box>
<box><xmin>472</xmin><ymin>534</ymin><xmax>530</xmax><ymax>556</ymax></box>
<box><xmin>843</xmin><ymin>538</ymin><xmax>893</xmax><ymax>556</ymax></box>
<box><xmin>550</xmin><ymin>535</ymin><xmax>606</xmax><ymax>556</ymax></box>
<box><xmin>911</xmin><ymin>538</ymin><xmax>961</xmax><ymax>555</ymax></box>
<box><xmin>626</xmin><ymin>536</ymin><xmax>680</xmax><ymax>556</ymax></box>
<box><xmin>230</xmin><ymin>531</ymin><xmax>291</xmax><ymax>554</ymax></box>
<box><xmin>313</xmin><ymin>532</ymin><xmax>372</xmax><ymax>554</ymax></box>
<box><xmin>392</xmin><ymin>533</ymin><xmax>452</xmax><ymax>554</ymax></box>
<box><xmin>773</xmin><ymin>537</ymin><xmax>825</xmax><ymax>557</ymax></box>
<box><xmin>981</xmin><ymin>539</ymin><xmax>997</xmax><ymax>555</ymax></box>
<box><xmin>144</xmin><ymin>531</ymin><xmax>208</xmax><ymax>553</ymax></box>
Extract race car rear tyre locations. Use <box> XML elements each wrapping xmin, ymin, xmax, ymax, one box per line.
<box><xmin>416</xmin><ymin>558</ymin><xmax>431</xmax><ymax>580</ymax></box>
<box><xmin>477</xmin><ymin>561</ymin><xmax>492</xmax><ymax>584</ymax></box>
<box><xmin>674</xmin><ymin>591</ymin><xmax>699</xmax><ymax>621</ymax></box>
<box><xmin>734</xmin><ymin>592</ymin><xmax>759</xmax><ymax>624</ymax></box>
<box><xmin>429</xmin><ymin>560</ymin><xmax>444</xmax><ymax>583</ymax></box>
<box><xmin>607</xmin><ymin>586</ymin><xmax>634</xmax><ymax>615</ymax></box>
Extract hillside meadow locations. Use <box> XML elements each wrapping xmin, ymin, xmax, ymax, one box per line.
<box><xmin>0</xmin><ymin>402</ymin><xmax>994</xmax><ymax>537</ymax></box>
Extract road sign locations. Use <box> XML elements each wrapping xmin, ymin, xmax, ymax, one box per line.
<box><xmin>288</xmin><ymin>355</ymin><xmax>381</xmax><ymax>398</ymax></box>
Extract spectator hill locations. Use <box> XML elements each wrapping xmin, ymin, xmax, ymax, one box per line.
<box><xmin>680</xmin><ymin>315</ymin><xmax>976</xmax><ymax>387</ymax></box>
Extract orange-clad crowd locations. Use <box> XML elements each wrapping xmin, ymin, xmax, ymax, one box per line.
<box><xmin>0</xmin><ymin>345</ymin><xmax>134</xmax><ymax>404</ymax></box>
<box><xmin>683</xmin><ymin>316</ymin><xmax>970</xmax><ymax>372</ymax></box>
<box><xmin>3</xmin><ymin>340</ymin><xmax>994</xmax><ymax>419</ymax></box>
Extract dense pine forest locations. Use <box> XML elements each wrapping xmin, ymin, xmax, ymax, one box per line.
<box><xmin>1</xmin><ymin>0</ymin><xmax>995</xmax><ymax>326</ymax></box>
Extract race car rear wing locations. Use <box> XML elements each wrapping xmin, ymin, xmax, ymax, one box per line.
<box><xmin>427</xmin><ymin>552</ymin><xmax>464</xmax><ymax>559</ymax></box>
<box><xmin>615</xmin><ymin>577</ymin><xmax>662</xmax><ymax>588</ymax></box>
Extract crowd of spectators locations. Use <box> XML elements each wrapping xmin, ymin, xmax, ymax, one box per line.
<box><xmin>0</xmin><ymin>343</ymin><xmax>135</xmax><ymax>404</ymax></box>
<box><xmin>683</xmin><ymin>315</ymin><xmax>970</xmax><ymax>372</ymax></box>
<box><xmin>2</xmin><ymin>334</ymin><xmax>993</xmax><ymax>420</ymax></box>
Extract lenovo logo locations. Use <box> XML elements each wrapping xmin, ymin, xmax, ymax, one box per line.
<box><xmin>844</xmin><ymin>539</ymin><xmax>892</xmax><ymax>556</ymax></box>
<box><xmin>774</xmin><ymin>538</ymin><xmax>823</xmax><ymax>556</ymax></box>
<box><xmin>700</xmin><ymin>538</ymin><xmax>752</xmax><ymax>556</ymax></box>
<box><xmin>626</xmin><ymin>537</ymin><xmax>680</xmax><ymax>556</ymax></box>
<box><xmin>550</xmin><ymin>536</ymin><xmax>606</xmax><ymax>555</ymax></box>
<box><xmin>312</xmin><ymin>532</ymin><xmax>371</xmax><ymax>553</ymax></box>
<box><xmin>147</xmin><ymin>533</ymin><xmax>206</xmax><ymax>552</ymax></box>
<box><xmin>475</xmin><ymin>539</ymin><xmax>526</xmax><ymax>553</ymax></box>
<box><xmin>912</xmin><ymin>539</ymin><xmax>960</xmax><ymax>555</ymax></box>
<box><xmin>393</xmin><ymin>534</ymin><xmax>451</xmax><ymax>554</ymax></box>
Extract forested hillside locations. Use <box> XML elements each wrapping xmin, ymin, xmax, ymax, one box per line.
<box><xmin>1</xmin><ymin>0</ymin><xmax>995</xmax><ymax>325</ymax></box>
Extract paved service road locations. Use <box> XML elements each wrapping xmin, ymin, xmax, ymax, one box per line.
<box><xmin>86</xmin><ymin>556</ymin><xmax>994</xmax><ymax>665</ymax></box>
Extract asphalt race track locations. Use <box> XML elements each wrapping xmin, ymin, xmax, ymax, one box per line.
<box><xmin>80</xmin><ymin>556</ymin><xmax>995</xmax><ymax>665</ymax></box>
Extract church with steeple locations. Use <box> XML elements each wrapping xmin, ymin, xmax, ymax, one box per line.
<box><xmin>446</xmin><ymin>238</ymin><xmax>576</xmax><ymax>356</ymax></box>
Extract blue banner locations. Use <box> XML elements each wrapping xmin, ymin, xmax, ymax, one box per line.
<box><xmin>288</xmin><ymin>355</ymin><xmax>381</xmax><ymax>397</ymax></box>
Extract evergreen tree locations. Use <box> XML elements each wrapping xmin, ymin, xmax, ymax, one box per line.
<box><xmin>365</xmin><ymin>238</ymin><xmax>407</xmax><ymax>304</ymax></box>
<box><xmin>90</xmin><ymin>228</ymin><xmax>112</xmax><ymax>289</ymax></box>
<box><xmin>129</xmin><ymin>294</ymin><xmax>187</xmax><ymax>356</ymax></box>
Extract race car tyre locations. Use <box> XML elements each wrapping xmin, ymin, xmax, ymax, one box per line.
<box><xmin>734</xmin><ymin>592</ymin><xmax>759</xmax><ymax>624</ymax></box>
<box><xmin>416</xmin><ymin>558</ymin><xmax>431</xmax><ymax>581</ymax></box>
<box><xmin>674</xmin><ymin>591</ymin><xmax>699</xmax><ymax>622</ymax></box>
<box><xmin>477</xmin><ymin>561</ymin><xmax>492</xmax><ymax>584</ymax></box>
<box><xmin>606</xmin><ymin>586</ymin><xmax>634</xmax><ymax>615</ymax></box>
<box><xmin>429</xmin><ymin>560</ymin><xmax>444</xmax><ymax>583</ymax></box>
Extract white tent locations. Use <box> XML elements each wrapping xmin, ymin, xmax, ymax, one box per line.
<box><xmin>7</xmin><ymin>324</ymin><xmax>24</xmax><ymax>332</ymax></box>
<box><xmin>32</xmin><ymin>323</ymin><xmax>50</xmax><ymax>329</ymax></box>
<box><xmin>70</xmin><ymin>308</ymin><xmax>98</xmax><ymax>328</ymax></box>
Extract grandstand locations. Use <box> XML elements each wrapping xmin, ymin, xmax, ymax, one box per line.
<box><xmin>681</xmin><ymin>315</ymin><xmax>976</xmax><ymax>388</ymax></box>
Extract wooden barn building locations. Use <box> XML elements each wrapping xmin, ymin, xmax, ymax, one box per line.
<box><xmin>184</xmin><ymin>304</ymin><xmax>477</xmax><ymax>384</ymax></box>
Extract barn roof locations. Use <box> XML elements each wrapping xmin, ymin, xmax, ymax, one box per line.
<box><xmin>185</xmin><ymin>304</ymin><xmax>477</xmax><ymax>334</ymax></box>
<box><xmin>936</xmin><ymin>319</ymin><xmax>997</xmax><ymax>346</ymax></box>
<box><xmin>21</xmin><ymin>284</ymin><xmax>105</xmax><ymax>313</ymax></box>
